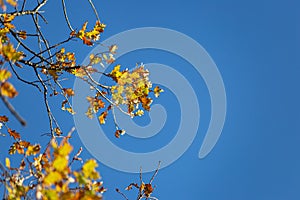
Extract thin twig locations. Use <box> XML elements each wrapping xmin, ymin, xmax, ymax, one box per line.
<box><xmin>61</xmin><ymin>0</ymin><xmax>74</xmax><ymax>31</ymax></box>
<box><xmin>9</xmin><ymin>62</ymin><xmax>41</xmax><ymax>92</ymax></box>
<box><xmin>149</xmin><ymin>161</ymin><xmax>161</xmax><ymax>184</ymax></box>
<box><xmin>87</xmin><ymin>0</ymin><xmax>100</xmax><ymax>22</ymax></box>
<box><xmin>116</xmin><ymin>188</ymin><xmax>129</xmax><ymax>200</ymax></box>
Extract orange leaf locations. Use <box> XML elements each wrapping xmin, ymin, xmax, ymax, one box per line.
<box><xmin>63</xmin><ymin>88</ymin><xmax>75</xmax><ymax>97</ymax></box>
<box><xmin>144</xmin><ymin>183</ymin><xmax>153</xmax><ymax>197</ymax></box>
<box><xmin>17</xmin><ymin>31</ymin><xmax>27</xmax><ymax>39</ymax></box>
<box><xmin>115</xmin><ymin>129</ymin><xmax>125</xmax><ymax>138</ymax></box>
<box><xmin>0</xmin><ymin>115</ymin><xmax>8</xmax><ymax>122</ymax></box>
<box><xmin>98</xmin><ymin>111</ymin><xmax>108</xmax><ymax>124</ymax></box>
<box><xmin>8</xmin><ymin>128</ymin><xmax>20</xmax><ymax>140</ymax></box>
<box><xmin>83</xmin><ymin>37</ymin><xmax>93</xmax><ymax>46</ymax></box>
<box><xmin>140</xmin><ymin>96</ymin><xmax>152</xmax><ymax>111</ymax></box>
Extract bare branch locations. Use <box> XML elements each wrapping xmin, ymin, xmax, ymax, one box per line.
<box><xmin>87</xmin><ymin>0</ymin><xmax>100</xmax><ymax>22</ymax></box>
<box><xmin>0</xmin><ymin>92</ymin><xmax>26</xmax><ymax>126</ymax></box>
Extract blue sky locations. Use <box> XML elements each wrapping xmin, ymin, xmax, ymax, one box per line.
<box><xmin>1</xmin><ymin>0</ymin><xmax>300</xmax><ymax>199</ymax></box>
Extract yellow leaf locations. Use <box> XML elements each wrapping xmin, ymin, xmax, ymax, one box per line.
<box><xmin>135</xmin><ymin>110</ymin><xmax>144</xmax><ymax>116</ymax></box>
<box><xmin>139</xmin><ymin>182</ymin><xmax>145</xmax><ymax>192</ymax></box>
<box><xmin>43</xmin><ymin>189</ymin><xmax>59</xmax><ymax>200</ymax></box>
<box><xmin>109</xmin><ymin>64</ymin><xmax>123</xmax><ymax>82</ymax></box>
<box><xmin>66</xmin><ymin>107</ymin><xmax>76</xmax><ymax>115</ymax></box>
<box><xmin>1</xmin><ymin>81</ymin><xmax>18</xmax><ymax>98</ymax></box>
<box><xmin>44</xmin><ymin>171</ymin><xmax>62</xmax><ymax>186</ymax></box>
<box><xmin>0</xmin><ymin>69</ymin><xmax>11</xmax><ymax>82</ymax></box>
<box><xmin>5</xmin><ymin>157</ymin><xmax>10</xmax><ymax>168</ymax></box>
<box><xmin>53</xmin><ymin>156</ymin><xmax>68</xmax><ymax>172</ymax></box>
<box><xmin>59</xmin><ymin>142</ymin><xmax>73</xmax><ymax>156</ymax></box>
<box><xmin>82</xmin><ymin>159</ymin><xmax>100</xmax><ymax>179</ymax></box>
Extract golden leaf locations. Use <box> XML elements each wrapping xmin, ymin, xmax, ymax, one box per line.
<box><xmin>53</xmin><ymin>156</ymin><xmax>68</xmax><ymax>172</ymax></box>
<box><xmin>58</xmin><ymin>141</ymin><xmax>73</xmax><ymax>156</ymax></box>
<box><xmin>82</xmin><ymin>159</ymin><xmax>100</xmax><ymax>179</ymax></box>
<box><xmin>1</xmin><ymin>82</ymin><xmax>18</xmax><ymax>98</ymax></box>
<box><xmin>0</xmin><ymin>69</ymin><xmax>11</xmax><ymax>82</ymax></box>
<box><xmin>26</xmin><ymin>144</ymin><xmax>41</xmax><ymax>156</ymax></box>
<box><xmin>44</xmin><ymin>171</ymin><xmax>63</xmax><ymax>186</ymax></box>
<box><xmin>98</xmin><ymin>111</ymin><xmax>108</xmax><ymax>124</ymax></box>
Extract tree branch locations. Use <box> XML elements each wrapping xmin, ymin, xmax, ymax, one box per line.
<box><xmin>0</xmin><ymin>92</ymin><xmax>26</xmax><ymax>126</ymax></box>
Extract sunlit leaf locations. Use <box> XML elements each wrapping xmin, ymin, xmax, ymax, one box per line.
<box><xmin>82</xmin><ymin>159</ymin><xmax>100</xmax><ymax>179</ymax></box>
<box><xmin>98</xmin><ymin>111</ymin><xmax>107</xmax><ymax>124</ymax></box>
<box><xmin>154</xmin><ymin>86</ymin><xmax>164</xmax><ymax>98</ymax></box>
<box><xmin>58</xmin><ymin>141</ymin><xmax>73</xmax><ymax>157</ymax></box>
<box><xmin>140</xmin><ymin>96</ymin><xmax>152</xmax><ymax>111</ymax></box>
<box><xmin>63</xmin><ymin>88</ymin><xmax>75</xmax><ymax>97</ymax></box>
<box><xmin>53</xmin><ymin>156</ymin><xmax>68</xmax><ymax>172</ymax></box>
<box><xmin>5</xmin><ymin>157</ymin><xmax>10</xmax><ymax>168</ymax></box>
<box><xmin>43</xmin><ymin>171</ymin><xmax>63</xmax><ymax>186</ymax></box>
<box><xmin>0</xmin><ymin>69</ymin><xmax>11</xmax><ymax>82</ymax></box>
<box><xmin>114</xmin><ymin>129</ymin><xmax>125</xmax><ymax>138</ymax></box>
<box><xmin>1</xmin><ymin>81</ymin><xmax>18</xmax><ymax>98</ymax></box>
<box><xmin>26</xmin><ymin>144</ymin><xmax>41</xmax><ymax>156</ymax></box>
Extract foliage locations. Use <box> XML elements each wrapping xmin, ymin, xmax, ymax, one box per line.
<box><xmin>0</xmin><ymin>0</ymin><xmax>161</xmax><ymax>199</ymax></box>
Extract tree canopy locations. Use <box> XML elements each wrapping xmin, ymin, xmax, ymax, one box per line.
<box><xmin>0</xmin><ymin>0</ymin><xmax>162</xmax><ymax>199</ymax></box>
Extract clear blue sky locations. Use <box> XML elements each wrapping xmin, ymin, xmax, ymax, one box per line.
<box><xmin>1</xmin><ymin>0</ymin><xmax>300</xmax><ymax>199</ymax></box>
